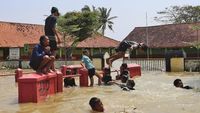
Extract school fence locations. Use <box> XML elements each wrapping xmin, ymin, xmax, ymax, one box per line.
<box><xmin>124</xmin><ymin>58</ymin><xmax>200</xmax><ymax>72</ymax></box>
<box><xmin>123</xmin><ymin>58</ymin><xmax>165</xmax><ymax>71</ymax></box>
<box><xmin>0</xmin><ymin>58</ymin><xmax>199</xmax><ymax>72</ymax></box>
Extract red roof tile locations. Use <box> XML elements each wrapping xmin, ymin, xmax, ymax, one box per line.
<box><xmin>0</xmin><ymin>21</ymin><xmax>44</xmax><ymax>47</ymax></box>
<box><xmin>124</xmin><ymin>23</ymin><xmax>200</xmax><ymax>48</ymax></box>
<box><xmin>64</xmin><ymin>34</ymin><xmax>120</xmax><ymax>48</ymax></box>
<box><xmin>0</xmin><ymin>21</ymin><xmax>119</xmax><ymax>48</ymax></box>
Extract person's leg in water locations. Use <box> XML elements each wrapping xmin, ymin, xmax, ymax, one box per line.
<box><xmin>106</xmin><ymin>51</ymin><xmax>125</xmax><ymax>67</ymax></box>
<box><xmin>95</xmin><ymin>71</ymin><xmax>103</xmax><ymax>85</ymax></box>
<box><xmin>88</xmin><ymin>68</ymin><xmax>96</xmax><ymax>86</ymax></box>
<box><xmin>90</xmin><ymin>76</ymin><xmax>94</xmax><ymax>87</ymax></box>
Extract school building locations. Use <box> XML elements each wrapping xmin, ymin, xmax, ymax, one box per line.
<box><xmin>0</xmin><ymin>21</ymin><xmax>120</xmax><ymax>61</ymax></box>
<box><xmin>124</xmin><ymin>22</ymin><xmax>200</xmax><ymax>58</ymax></box>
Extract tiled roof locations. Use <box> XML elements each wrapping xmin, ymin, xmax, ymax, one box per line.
<box><xmin>0</xmin><ymin>21</ymin><xmax>44</xmax><ymax>47</ymax></box>
<box><xmin>124</xmin><ymin>23</ymin><xmax>200</xmax><ymax>48</ymax></box>
<box><xmin>0</xmin><ymin>21</ymin><xmax>119</xmax><ymax>48</ymax></box>
<box><xmin>64</xmin><ymin>34</ymin><xmax>120</xmax><ymax>48</ymax></box>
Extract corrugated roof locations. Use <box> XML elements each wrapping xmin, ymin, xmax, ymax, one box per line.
<box><xmin>0</xmin><ymin>21</ymin><xmax>119</xmax><ymax>48</ymax></box>
<box><xmin>124</xmin><ymin>22</ymin><xmax>200</xmax><ymax>48</ymax></box>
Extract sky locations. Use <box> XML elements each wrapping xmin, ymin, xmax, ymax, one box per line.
<box><xmin>0</xmin><ymin>0</ymin><xmax>199</xmax><ymax>41</ymax></box>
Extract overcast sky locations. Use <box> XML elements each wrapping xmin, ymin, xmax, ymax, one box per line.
<box><xmin>0</xmin><ymin>0</ymin><xmax>199</xmax><ymax>41</ymax></box>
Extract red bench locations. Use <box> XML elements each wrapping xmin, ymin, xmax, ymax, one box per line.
<box><xmin>61</xmin><ymin>65</ymin><xmax>89</xmax><ymax>87</ymax></box>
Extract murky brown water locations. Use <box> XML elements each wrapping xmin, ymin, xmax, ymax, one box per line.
<box><xmin>0</xmin><ymin>71</ymin><xmax>200</xmax><ymax>113</ymax></box>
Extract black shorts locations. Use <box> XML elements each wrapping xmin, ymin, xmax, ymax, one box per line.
<box><xmin>88</xmin><ymin>68</ymin><xmax>95</xmax><ymax>78</ymax></box>
<box><xmin>29</xmin><ymin>58</ymin><xmax>42</xmax><ymax>71</ymax></box>
<box><xmin>49</xmin><ymin>40</ymin><xmax>58</xmax><ymax>51</ymax></box>
<box><xmin>115</xmin><ymin>41</ymin><xmax>131</xmax><ymax>52</ymax></box>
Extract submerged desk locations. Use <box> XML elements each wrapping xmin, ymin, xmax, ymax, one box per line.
<box><xmin>18</xmin><ymin>71</ymin><xmax>63</xmax><ymax>103</ymax></box>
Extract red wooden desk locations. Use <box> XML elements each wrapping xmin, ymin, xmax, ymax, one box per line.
<box><xmin>18</xmin><ymin>72</ymin><xmax>57</xmax><ymax>103</ymax></box>
<box><xmin>127</xmin><ymin>64</ymin><xmax>141</xmax><ymax>78</ymax></box>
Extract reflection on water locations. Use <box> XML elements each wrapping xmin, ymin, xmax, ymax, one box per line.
<box><xmin>0</xmin><ymin>71</ymin><xmax>200</xmax><ymax>113</ymax></box>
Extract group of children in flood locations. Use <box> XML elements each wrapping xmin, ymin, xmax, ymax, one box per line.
<box><xmin>101</xmin><ymin>63</ymin><xmax>135</xmax><ymax>91</ymax></box>
<box><xmin>61</xmin><ymin>40</ymin><xmax>195</xmax><ymax>112</ymax></box>
<box><xmin>29</xmin><ymin>36</ymin><xmax>195</xmax><ymax>112</ymax></box>
<box><xmin>88</xmin><ymin>70</ymin><xmax>194</xmax><ymax>112</ymax></box>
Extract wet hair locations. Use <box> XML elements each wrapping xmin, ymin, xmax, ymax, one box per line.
<box><xmin>104</xmin><ymin>67</ymin><xmax>111</xmax><ymax>75</ymax></box>
<box><xmin>173</xmin><ymin>79</ymin><xmax>182</xmax><ymax>87</ymax></box>
<box><xmin>40</xmin><ymin>35</ymin><xmax>47</xmax><ymax>46</ymax></box>
<box><xmin>89</xmin><ymin>97</ymin><xmax>101</xmax><ymax>110</ymax></box>
<box><xmin>121</xmin><ymin>63</ymin><xmax>128</xmax><ymax>69</ymax></box>
<box><xmin>126</xmin><ymin>80</ymin><xmax>135</xmax><ymax>90</ymax></box>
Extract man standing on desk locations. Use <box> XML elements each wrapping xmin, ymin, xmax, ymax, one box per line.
<box><xmin>44</xmin><ymin>7</ymin><xmax>61</xmax><ymax>56</ymax></box>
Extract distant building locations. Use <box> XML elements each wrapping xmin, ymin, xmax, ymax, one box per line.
<box><xmin>0</xmin><ymin>21</ymin><xmax>120</xmax><ymax>61</ymax></box>
<box><xmin>124</xmin><ymin>22</ymin><xmax>200</xmax><ymax>58</ymax></box>
<box><xmin>62</xmin><ymin>33</ymin><xmax>120</xmax><ymax>60</ymax></box>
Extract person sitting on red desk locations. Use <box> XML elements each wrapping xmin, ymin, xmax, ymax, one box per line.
<box><xmin>106</xmin><ymin>40</ymin><xmax>147</xmax><ymax>67</ymax></box>
<box><xmin>29</xmin><ymin>35</ymin><xmax>55</xmax><ymax>74</ymax></box>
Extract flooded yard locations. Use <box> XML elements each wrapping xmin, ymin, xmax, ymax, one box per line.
<box><xmin>0</xmin><ymin>70</ymin><xmax>200</xmax><ymax>113</ymax></box>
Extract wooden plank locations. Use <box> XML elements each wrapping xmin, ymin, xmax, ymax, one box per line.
<box><xmin>63</xmin><ymin>74</ymin><xmax>81</xmax><ymax>78</ymax></box>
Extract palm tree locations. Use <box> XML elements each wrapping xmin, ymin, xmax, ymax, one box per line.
<box><xmin>98</xmin><ymin>7</ymin><xmax>117</xmax><ymax>36</ymax></box>
<box><xmin>81</xmin><ymin>5</ymin><xmax>91</xmax><ymax>12</ymax></box>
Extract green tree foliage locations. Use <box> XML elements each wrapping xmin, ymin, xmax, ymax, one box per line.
<box><xmin>57</xmin><ymin>5</ymin><xmax>117</xmax><ymax>61</ymax></box>
<box><xmin>98</xmin><ymin>7</ymin><xmax>117</xmax><ymax>35</ymax></box>
<box><xmin>57</xmin><ymin>5</ymin><xmax>117</xmax><ymax>46</ymax></box>
<box><xmin>57</xmin><ymin>10</ymin><xmax>99</xmax><ymax>46</ymax></box>
<box><xmin>154</xmin><ymin>5</ymin><xmax>200</xmax><ymax>24</ymax></box>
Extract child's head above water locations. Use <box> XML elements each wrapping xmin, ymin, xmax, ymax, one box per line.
<box><xmin>126</xmin><ymin>80</ymin><xmax>135</xmax><ymax>90</ymax></box>
<box><xmin>121</xmin><ymin>63</ymin><xmax>128</xmax><ymax>69</ymax></box>
<box><xmin>120</xmin><ymin>63</ymin><xmax>128</xmax><ymax>73</ymax></box>
<box><xmin>89</xmin><ymin>97</ymin><xmax>104</xmax><ymax>112</ymax></box>
<box><xmin>104</xmin><ymin>67</ymin><xmax>111</xmax><ymax>75</ymax></box>
<box><xmin>173</xmin><ymin>79</ymin><xmax>183</xmax><ymax>88</ymax></box>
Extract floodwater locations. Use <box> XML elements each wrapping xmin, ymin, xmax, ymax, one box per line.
<box><xmin>0</xmin><ymin>70</ymin><xmax>200</xmax><ymax>113</ymax></box>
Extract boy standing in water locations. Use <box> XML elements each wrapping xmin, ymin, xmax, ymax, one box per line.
<box><xmin>81</xmin><ymin>49</ymin><xmax>102</xmax><ymax>86</ymax></box>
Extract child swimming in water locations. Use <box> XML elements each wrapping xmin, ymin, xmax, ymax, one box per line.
<box><xmin>173</xmin><ymin>79</ymin><xmax>193</xmax><ymax>89</ymax></box>
<box><xmin>89</xmin><ymin>97</ymin><xmax>104</xmax><ymax>112</ymax></box>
